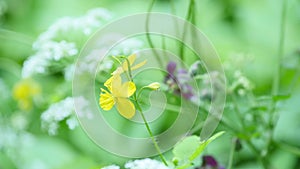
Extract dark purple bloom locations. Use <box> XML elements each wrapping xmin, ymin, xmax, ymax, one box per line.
<box><xmin>203</xmin><ymin>156</ymin><xmax>218</xmax><ymax>167</ymax></box>
<box><xmin>167</xmin><ymin>61</ymin><xmax>177</xmax><ymax>75</ymax></box>
<box><xmin>164</xmin><ymin>61</ymin><xmax>195</xmax><ymax>100</ymax></box>
<box><xmin>195</xmin><ymin>155</ymin><xmax>225</xmax><ymax>169</ymax></box>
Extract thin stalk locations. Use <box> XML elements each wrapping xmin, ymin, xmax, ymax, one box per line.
<box><xmin>272</xmin><ymin>0</ymin><xmax>287</xmax><ymax>96</ymax></box>
<box><xmin>135</xmin><ymin>103</ymin><xmax>168</xmax><ymax>166</ymax></box>
<box><xmin>289</xmin><ymin>66</ymin><xmax>300</xmax><ymax>94</ymax></box>
<box><xmin>124</xmin><ymin>57</ymin><xmax>168</xmax><ymax>166</ymax></box>
<box><xmin>263</xmin><ymin>1</ymin><xmax>288</xmax><ymax>168</ymax></box>
<box><xmin>231</xmin><ymin>94</ymin><xmax>270</xmax><ymax>169</ymax></box>
<box><xmin>179</xmin><ymin>0</ymin><xmax>195</xmax><ymax>63</ymax></box>
<box><xmin>227</xmin><ymin>138</ymin><xmax>236</xmax><ymax>169</ymax></box>
<box><xmin>170</xmin><ymin>0</ymin><xmax>182</xmax><ymax>56</ymax></box>
<box><xmin>245</xmin><ymin>140</ymin><xmax>269</xmax><ymax>169</ymax></box>
<box><xmin>145</xmin><ymin>0</ymin><xmax>164</xmax><ymax>68</ymax></box>
<box><xmin>231</xmin><ymin>94</ymin><xmax>246</xmax><ymax>130</ymax></box>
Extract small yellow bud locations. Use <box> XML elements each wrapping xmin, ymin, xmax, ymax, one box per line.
<box><xmin>147</xmin><ymin>82</ymin><xmax>160</xmax><ymax>90</ymax></box>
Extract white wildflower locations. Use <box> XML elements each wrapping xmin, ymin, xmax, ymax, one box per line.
<box><xmin>102</xmin><ymin>165</ymin><xmax>120</xmax><ymax>169</ymax></box>
<box><xmin>66</xmin><ymin>116</ymin><xmax>78</xmax><ymax>130</ymax></box>
<box><xmin>36</xmin><ymin>41</ymin><xmax>78</xmax><ymax>61</ymax></box>
<box><xmin>22</xmin><ymin>8</ymin><xmax>113</xmax><ymax>78</ymax></box>
<box><xmin>0</xmin><ymin>125</ymin><xmax>18</xmax><ymax>149</ymax></box>
<box><xmin>125</xmin><ymin>158</ymin><xmax>171</xmax><ymax>169</ymax></box>
<box><xmin>231</xmin><ymin>70</ymin><xmax>254</xmax><ymax>94</ymax></box>
<box><xmin>41</xmin><ymin>97</ymin><xmax>78</xmax><ymax>135</ymax></box>
<box><xmin>77</xmin><ymin>49</ymin><xmax>108</xmax><ymax>74</ymax></box>
<box><xmin>11</xmin><ymin>113</ymin><xmax>28</xmax><ymax>130</ymax></box>
<box><xmin>64</xmin><ymin>64</ymin><xmax>75</xmax><ymax>81</ymax></box>
<box><xmin>74</xmin><ymin>96</ymin><xmax>94</xmax><ymax>120</ymax></box>
<box><xmin>111</xmin><ymin>38</ymin><xmax>144</xmax><ymax>56</ymax></box>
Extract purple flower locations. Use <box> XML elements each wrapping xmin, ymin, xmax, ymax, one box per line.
<box><xmin>195</xmin><ymin>155</ymin><xmax>225</xmax><ymax>169</ymax></box>
<box><xmin>164</xmin><ymin>61</ymin><xmax>195</xmax><ymax>100</ymax></box>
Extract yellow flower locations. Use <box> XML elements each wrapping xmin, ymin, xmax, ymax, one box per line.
<box><xmin>13</xmin><ymin>78</ymin><xmax>41</xmax><ymax>110</ymax></box>
<box><xmin>99</xmin><ymin>74</ymin><xmax>136</xmax><ymax>119</ymax></box>
<box><xmin>112</xmin><ymin>53</ymin><xmax>147</xmax><ymax>75</ymax></box>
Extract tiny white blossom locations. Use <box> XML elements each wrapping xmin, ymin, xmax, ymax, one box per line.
<box><xmin>64</xmin><ymin>64</ymin><xmax>75</xmax><ymax>81</ymax></box>
<box><xmin>41</xmin><ymin>97</ymin><xmax>77</xmax><ymax>135</ymax></box>
<box><xmin>66</xmin><ymin>116</ymin><xmax>78</xmax><ymax>130</ymax></box>
<box><xmin>22</xmin><ymin>54</ymin><xmax>49</xmax><ymax>77</ymax></box>
<box><xmin>102</xmin><ymin>165</ymin><xmax>120</xmax><ymax>169</ymax></box>
<box><xmin>74</xmin><ymin>96</ymin><xmax>94</xmax><ymax>119</ymax></box>
<box><xmin>22</xmin><ymin>8</ymin><xmax>114</xmax><ymax>78</ymax></box>
<box><xmin>125</xmin><ymin>158</ymin><xmax>171</xmax><ymax>169</ymax></box>
<box><xmin>111</xmin><ymin>38</ymin><xmax>144</xmax><ymax>56</ymax></box>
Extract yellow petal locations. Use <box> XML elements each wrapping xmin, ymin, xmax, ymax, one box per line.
<box><xmin>115</xmin><ymin>98</ymin><xmax>135</xmax><ymax>119</ymax></box>
<box><xmin>119</xmin><ymin>81</ymin><xmax>136</xmax><ymax>97</ymax></box>
<box><xmin>131</xmin><ymin>60</ymin><xmax>147</xmax><ymax>71</ymax></box>
<box><xmin>99</xmin><ymin>89</ymin><xmax>115</xmax><ymax>111</ymax></box>
<box><xmin>122</xmin><ymin>54</ymin><xmax>136</xmax><ymax>71</ymax></box>
<box><xmin>104</xmin><ymin>76</ymin><xmax>113</xmax><ymax>91</ymax></box>
<box><xmin>112</xmin><ymin>67</ymin><xmax>124</xmax><ymax>75</ymax></box>
<box><xmin>111</xmin><ymin>75</ymin><xmax>122</xmax><ymax>96</ymax></box>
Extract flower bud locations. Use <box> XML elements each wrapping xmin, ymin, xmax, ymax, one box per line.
<box><xmin>147</xmin><ymin>82</ymin><xmax>160</xmax><ymax>90</ymax></box>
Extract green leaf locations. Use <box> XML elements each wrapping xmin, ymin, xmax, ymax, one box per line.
<box><xmin>173</xmin><ymin>135</ymin><xmax>200</xmax><ymax>162</ymax></box>
<box><xmin>189</xmin><ymin>131</ymin><xmax>225</xmax><ymax>161</ymax></box>
<box><xmin>172</xmin><ymin>131</ymin><xmax>225</xmax><ymax>169</ymax></box>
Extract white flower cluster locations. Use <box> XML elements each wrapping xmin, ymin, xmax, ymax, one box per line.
<box><xmin>22</xmin><ymin>8</ymin><xmax>113</xmax><ymax>78</ymax></box>
<box><xmin>41</xmin><ymin>97</ymin><xmax>78</xmax><ymax>135</ymax></box>
<box><xmin>110</xmin><ymin>38</ymin><xmax>144</xmax><ymax>56</ymax></box>
<box><xmin>230</xmin><ymin>70</ymin><xmax>254</xmax><ymax>95</ymax></box>
<box><xmin>102</xmin><ymin>158</ymin><xmax>172</xmax><ymax>169</ymax></box>
<box><xmin>0</xmin><ymin>124</ymin><xmax>18</xmax><ymax>149</ymax></box>
<box><xmin>125</xmin><ymin>158</ymin><xmax>171</xmax><ymax>169</ymax></box>
<box><xmin>102</xmin><ymin>165</ymin><xmax>120</xmax><ymax>169</ymax></box>
<box><xmin>0</xmin><ymin>122</ymin><xmax>41</xmax><ymax>169</ymax></box>
<box><xmin>22</xmin><ymin>7</ymin><xmax>144</xmax><ymax>81</ymax></box>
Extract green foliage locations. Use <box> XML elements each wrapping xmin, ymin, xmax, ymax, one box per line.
<box><xmin>172</xmin><ymin>131</ymin><xmax>225</xmax><ymax>168</ymax></box>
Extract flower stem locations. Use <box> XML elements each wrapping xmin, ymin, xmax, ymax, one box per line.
<box><xmin>272</xmin><ymin>0</ymin><xmax>287</xmax><ymax>96</ymax></box>
<box><xmin>227</xmin><ymin>138</ymin><xmax>236</xmax><ymax>169</ymax></box>
<box><xmin>135</xmin><ymin>102</ymin><xmax>168</xmax><ymax>166</ymax></box>
<box><xmin>179</xmin><ymin>0</ymin><xmax>195</xmax><ymax>64</ymax></box>
<box><xmin>124</xmin><ymin>56</ymin><xmax>168</xmax><ymax>166</ymax></box>
<box><xmin>146</xmin><ymin>0</ymin><xmax>164</xmax><ymax>68</ymax></box>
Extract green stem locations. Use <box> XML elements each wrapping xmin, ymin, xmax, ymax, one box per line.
<box><xmin>179</xmin><ymin>0</ymin><xmax>195</xmax><ymax>63</ymax></box>
<box><xmin>272</xmin><ymin>0</ymin><xmax>287</xmax><ymax>96</ymax></box>
<box><xmin>275</xmin><ymin>141</ymin><xmax>300</xmax><ymax>156</ymax></box>
<box><xmin>289</xmin><ymin>65</ymin><xmax>300</xmax><ymax>94</ymax></box>
<box><xmin>227</xmin><ymin>138</ymin><xmax>236</xmax><ymax>169</ymax></box>
<box><xmin>135</xmin><ymin>103</ymin><xmax>168</xmax><ymax>166</ymax></box>
<box><xmin>231</xmin><ymin>94</ymin><xmax>246</xmax><ymax>131</ymax></box>
<box><xmin>245</xmin><ymin>140</ymin><xmax>269</xmax><ymax>169</ymax></box>
<box><xmin>145</xmin><ymin>0</ymin><xmax>164</xmax><ymax>68</ymax></box>
<box><xmin>231</xmin><ymin>93</ymin><xmax>270</xmax><ymax>169</ymax></box>
<box><xmin>124</xmin><ymin>56</ymin><xmax>168</xmax><ymax>166</ymax></box>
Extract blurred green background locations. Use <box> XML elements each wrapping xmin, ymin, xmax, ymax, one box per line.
<box><xmin>0</xmin><ymin>0</ymin><xmax>300</xmax><ymax>169</ymax></box>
